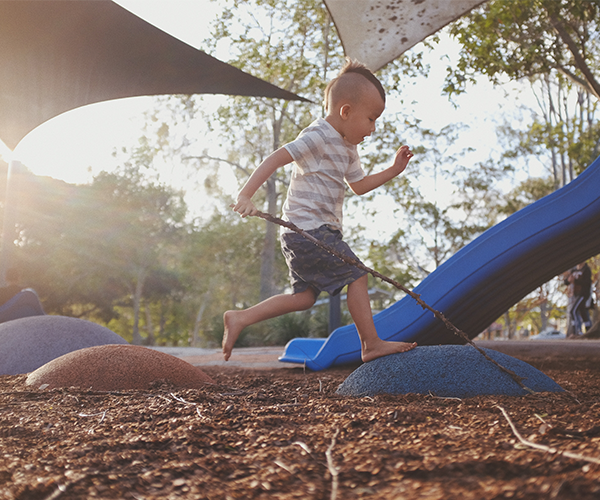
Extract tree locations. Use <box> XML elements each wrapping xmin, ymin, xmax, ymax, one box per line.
<box><xmin>178</xmin><ymin>211</ymin><xmax>279</xmax><ymax>346</ymax></box>
<box><xmin>494</xmin><ymin>75</ymin><xmax>600</xmax><ymax>187</ymax></box>
<box><xmin>448</xmin><ymin>0</ymin><xmax>600</xmax><ymax>185</ymax></box>
<box><xmin>89</xmin><ymin>166</ymin><xmax>187</xmax><ymax>344</ymax></box>
<box><xmin>370</xmin><ymin>122</ymin><xmax>508</xmax><ymax>272</ymax></box>
<box><xmin>446</xmin><ymin>0</ymin><xmax>600</xmax><ymax>100</ymax></box>
<box><xmin>500</xmin><ymin>176</ymin><xmax>555</xmax><ymax>215</ymax></box>
<box><xmin>445</xmin><ymin>0</ymin><xmax>600</xmax><ymax>336</ymax></box>
<box><xmin>12</xmin><ymin>171</ymin><xmax>124</xmax><ymax>320</ymax></box>
<box><xmin>12</xmin><ymin>160</ymin><xmax>187</xmax><ymax>344</ymax></box>
<box><xmin>139</xmin><ymin>268</ymin><xmax>186</xmax><ymax>345</ymax></box>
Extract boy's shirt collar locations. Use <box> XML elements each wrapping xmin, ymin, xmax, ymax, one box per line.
<box><xmin>316</xmin><ymin>117</ymin><xmax>356</xmax><ymax>148</ymax></box>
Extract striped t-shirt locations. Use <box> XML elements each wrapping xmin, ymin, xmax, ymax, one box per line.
<box><xmin>282</xmin><ymin>118</ymin><xmax>365</xmax><ymax>233</ymax></box>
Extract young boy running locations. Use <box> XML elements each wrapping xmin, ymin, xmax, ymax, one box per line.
<box><xmin>223</xmin><ymin>59</ymin><xmax>417</xmax><ymax>363</ymax></box>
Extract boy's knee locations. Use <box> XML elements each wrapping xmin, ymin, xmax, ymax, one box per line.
<box><xmin>295</xmin><ymin>289</ymin><xmax>317</xmax><ymax>310</ymax></box>
<box><xmin>302</xmin><ymin>295</ymin><xmax>317</xmax><ymax>310</ymax></box>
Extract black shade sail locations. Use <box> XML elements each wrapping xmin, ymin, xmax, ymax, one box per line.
<box><xmin>0</xmin><ymin>0</ymin><xmax>307</xmax><ymax>150</ymax></box>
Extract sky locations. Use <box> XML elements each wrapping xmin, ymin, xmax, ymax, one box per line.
<box><xmin>0</xmin><ymin>0</ymin><xmax>542</xmax><ymax>231</ymax></box>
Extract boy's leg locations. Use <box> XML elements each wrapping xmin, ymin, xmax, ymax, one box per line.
<box><xmin>346</xmin><ymin>274</ymin><xmax>416</xmax><ymax>363</ymax></box>
<box><xmin>223</xmin><ymin>288</ymin><xmax>316</xmax><ymax>361</ymax></box>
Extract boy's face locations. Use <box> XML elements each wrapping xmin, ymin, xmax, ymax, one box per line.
<box><xmin>339</xmin><ymin>85</ymin><xmax>385</xmax><ymax>145</ymax></box>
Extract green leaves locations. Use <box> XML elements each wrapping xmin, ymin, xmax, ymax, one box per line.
<box><xmin>446</xmin><ymin>0</ymin><xmax>600</xmax><ymax>98</ymax></box>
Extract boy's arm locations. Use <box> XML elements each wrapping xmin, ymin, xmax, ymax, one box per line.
<box><xmin>348</xmin><ymin>145</ymin><xmax>413</xmax><ymax>196</ymax></box>
<box><xmin>232</xmin><ymin>147</ymin><xmax>293</xmax><ymax>217</ymax></box>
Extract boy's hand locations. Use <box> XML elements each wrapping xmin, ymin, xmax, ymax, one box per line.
<box><xmin>231</xmin><ymin>195</ymin><xmax>258</xmax><ymax>218</ymax></box>
<box><xmin>392</xmin><ymin>145</ymin><xmax>413</xmax><ymax>174</ymax></box>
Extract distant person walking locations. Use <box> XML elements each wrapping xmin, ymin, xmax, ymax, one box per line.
<box><xmin>566</xmin><ymin>261</ymin><xmax>592</xmax><ymax>336</ymax></box>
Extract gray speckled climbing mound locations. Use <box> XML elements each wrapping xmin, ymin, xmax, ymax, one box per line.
<box><xmin>336</xmin><ymin>345</ymin><xmax>563</xmax><ymax>398</ymax></box>
<box><xmin>0</xmin><ymin>315</ymin><xmax>128</xmax><ymax>375</ymax></box>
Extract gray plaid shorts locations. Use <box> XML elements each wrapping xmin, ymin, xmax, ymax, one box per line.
<box><xmin>280</xmin><ymin>225</ymin><xmax>367</xmax><ymax>296</ymax></box>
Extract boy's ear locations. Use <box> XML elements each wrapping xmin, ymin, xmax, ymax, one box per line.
<box><xmin>339</xmin><ymin>103</ymin><xmax>351</xmax><ymax>120</ymax></box>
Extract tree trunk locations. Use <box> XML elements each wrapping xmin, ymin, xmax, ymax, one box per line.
<box><xmin>259</xmin><ymin>175</ymin><xmax>278</xmax><ymax>301</ymax></box>
<box><xmin>131</xmin><ymin>267</ymin><xmax>147</xmax><ymax>345</ymax></box>
<box><xmin>540</xmin><ymin>299</ymin><xmax>548</xmax><ymax>332</ymax></box>
<box><xmin>504</xmin><ymin>311</ymin><xmax>514</xmax><ymax>340</ymax></box>
<box><xmin>145</xmin><ymin>301</ymin><xmax>155</xmax><ymax>346</ymax></box>
<box><xmin>192</xmin><ymin>289</ymin><xmax>211</xmax><ymax>347</ymax></box>
<box><xmin>584</xmin><ymin>320</ymin><xmax>600</xmax><ymax>338</ymax></box>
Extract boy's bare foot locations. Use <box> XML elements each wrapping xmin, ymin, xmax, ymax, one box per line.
<box><xmin>222</xmin><ymin>310</ymin><xmax>245</xmax><ymax>361</ymax></box>
<box><xmin>361</xmin><ymin>339</ymin><xmax>417</xmax><ymax>363</ymax></box>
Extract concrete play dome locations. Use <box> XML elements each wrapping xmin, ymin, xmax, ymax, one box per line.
<box><xmin>0</xmin><ymin>315</ymin><xmax>128</xmax><ymax>375</ymax></box>
<box><xmin>26</xmin><ymin>344</ymin><xmax>215</xmax><ymax>390</ymax></box>
<box><xmin>336</xmin><ymin>345</ymin><xmax>564</xmax><ymax>398</ymax></box>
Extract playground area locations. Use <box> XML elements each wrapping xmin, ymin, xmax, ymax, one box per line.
<box><xmin>1</xmin><ymin>346</ymin><xmax>600</xmax><ymax>500</ymax></box>
<box><xmin>1</xmin><ymin>3</ymin><xmax>599</xmax><ymax>499</ymax></box>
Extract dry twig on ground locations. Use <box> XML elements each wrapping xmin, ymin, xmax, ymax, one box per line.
<box><xmin>325</xmin><ymin>428</ymin><xmax>341</xmax><ymax>500</ymax></box>
<box><xmin>496</xmin><ymin>405</ymin><xmax>600</xmax><ymax>465</ymax></box>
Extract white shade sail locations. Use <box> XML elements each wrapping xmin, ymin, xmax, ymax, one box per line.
<box><xmin>324</xmin><ymin>0</ymin><xmax>488</xmax><ymax>71</ymax></box>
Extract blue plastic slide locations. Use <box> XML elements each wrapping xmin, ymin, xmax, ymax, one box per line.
<box><xmin>279</xmin><ymin>155</ymin><xmax>600</xmax><ymax>371</ymax></box>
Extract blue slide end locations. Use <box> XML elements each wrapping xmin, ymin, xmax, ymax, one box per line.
<box><xmin>279</xmin><ymin>155</ymin><xmax>600</xmax><ymax>371</ymax></box>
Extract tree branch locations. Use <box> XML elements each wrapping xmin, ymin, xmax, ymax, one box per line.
<box><xmin>182</xmin><ymin>155</ymin><xmax>252</xmax><ymax>178</ymax></box>
<box><xmin>554</xmin><ymin>65</ymin><xmax>596</xmax><ymax>96</ymax></box>
<box><xmin>548</xmin><ymin>14</ymin><xmax>600</xmax><ymax>100</ymax></box>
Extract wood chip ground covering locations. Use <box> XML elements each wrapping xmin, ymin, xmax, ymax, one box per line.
<box><xmin>1</xmin><ymin>357</ymin><xmax>600</xmax><ymax>499</ymax></box>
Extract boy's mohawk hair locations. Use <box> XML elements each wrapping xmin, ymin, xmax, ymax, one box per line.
<box><xmin>324</xmin><ymin>57</ymin><xmax>386</xmax><ymax>111</ymax></box>
<box><xmin>339</xmin><ymin>58</ymin><xmax>386</xmax><ymax>104</ymax></box>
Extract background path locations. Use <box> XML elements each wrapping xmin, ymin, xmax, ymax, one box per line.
<box><xmin>151</xmin><ymin>340</ymin><xmax>600</xmax><ymax>369</ymax></box>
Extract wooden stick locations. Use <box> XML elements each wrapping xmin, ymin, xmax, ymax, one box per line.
<box><xmin>325</xmin><ymin>428</ymin><xmax>340</xmax><ymax>500</ymax></box>
<box><xmin>254</xmin><ymin>211</ymin><xmax>532</xmax><ymax>393</ymax></box>
<box><xmin>496</xmin><ymin>405</ymin><xmax>600</xmax><ymax>465</ymax></box>
<box><xmin>170</xmin><ymin>393</ymin><xmax>198</xmax><ymax>405</ymax></box>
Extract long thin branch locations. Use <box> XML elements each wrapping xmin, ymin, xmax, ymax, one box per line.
<box><xmin>254</xmin><ymin>211</ymin><xmax>532</xmax><ymax>392</ymax></box>
<box><xmin>555</xmin><ymin>65</ymin><xmax>596</xmax><ymax>97</ymax></box>
<box><xmin>496</xmin><ymin>405</ymin><xmax>600</xmax><ymax>465</ymax></box>
<box><xmin>182</xmin><ymin>155</ymin><xmax>251</xmax><ymax>177</ymax></box>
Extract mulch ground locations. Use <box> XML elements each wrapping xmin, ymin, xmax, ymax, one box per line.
<box><xmin>1</xmin><ymin>357</ymin><xmax>600</xmax><ymax>499</ymax></box>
